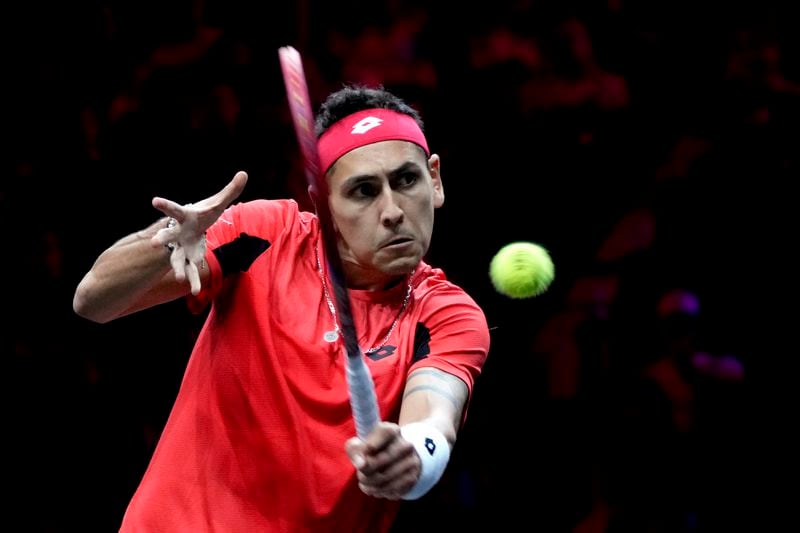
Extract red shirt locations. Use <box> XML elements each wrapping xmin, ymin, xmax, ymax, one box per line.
<box><xmin>120</xmin><ymin>199</ymin><xmax>490</xmax><ymax>532</ymax></box>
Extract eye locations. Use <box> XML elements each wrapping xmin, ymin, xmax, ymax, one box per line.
<box><xmin>393</xmin><ymin>171</ymin><xmax>419</xmax><ymax>189</ymax></box>
<box><xmin>349</xmin><ymin>181</ymin><xmax>380</xmax><ymax>199</ymax></box>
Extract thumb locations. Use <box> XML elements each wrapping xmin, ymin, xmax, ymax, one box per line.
<box><xmin>213</xmin><ymin>171</ymin><xmax>248</xmax><ymax>209</ymax></box>
<box><xmin>345</xmin><ymin>437</ymin><xmax>366</xmax><ymax>469</ymax></box>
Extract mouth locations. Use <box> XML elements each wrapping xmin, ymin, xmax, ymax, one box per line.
<box><xmin>381</xmin><ymin>236</ymin><xmax>414</xmax><ymax>250</ymax></box>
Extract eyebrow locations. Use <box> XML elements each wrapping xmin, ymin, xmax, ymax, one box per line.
<box><xmin>342</xmin><ymin>161</ymin><xmax>424</xmax><ymax>187</ymax></box>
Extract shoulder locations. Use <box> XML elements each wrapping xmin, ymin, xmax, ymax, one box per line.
<box><xmin>406</xmin><ymin>262</ymin><xmax>491</xmax><ymax>393</ymax></box>
<box><xmin>412</xmin><ymin>262</ymin><xmax>489</xmax><ymax>335</ymax></box>
<box><xmin>413</xmin><ymin>263</ymin><xmax>483</xmax><ymax>312</ymax></box>
<box><xmin>214</xmin><ymin>199</ymin><xmax>317</xmax><ymax>235</ymax></box>
<box><xmin>227</xmin><ymin>198</ymin><xmax>300</xmax><ymax>219</ymax></box>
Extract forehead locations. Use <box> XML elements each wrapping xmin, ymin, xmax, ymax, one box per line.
<box><xmin>329</xmin><ymin>140</ymin><xmax>427</xmax><ymax>181</ymax></box>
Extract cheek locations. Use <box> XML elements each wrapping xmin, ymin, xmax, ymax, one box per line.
<box><xmin>329</xmin><ymin>201</ymin><xmax>359</xmax><ymax>234</ymax></box>
<box><xmin>413</xmin><ymin>205</ymin><xmax>436</xmax><ymax>242</ymax></box>
<box><xmin>335</xmin><ymin>213</ymin><xmax>370</xmax><ymax>248</ymax></box>
<box><xmin>416</xmin><ymin>198</ymin><xmax>436</xmax><ymax>225</ymax></box>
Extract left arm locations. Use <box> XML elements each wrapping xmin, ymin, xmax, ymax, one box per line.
<box><xmin>398</xmin><ymin>366</ymin><xmax>468</xmax><ymax>445</ymax></box>
<box><xmin>345</xmin><ymin>367</ymin><xmax>468</xmax><ymax>500</ymax></box>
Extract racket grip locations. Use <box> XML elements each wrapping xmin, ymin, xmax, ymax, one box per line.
<box><xmin>345</xmin><ymin>352</ymin><xmax>381</xmax><ymax>439</ymax></box>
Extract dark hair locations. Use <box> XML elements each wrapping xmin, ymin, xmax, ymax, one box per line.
<box><xmin>314</xmin><ymin>84</ymin><xmax>424</xmax><ymax>137</ymax></box>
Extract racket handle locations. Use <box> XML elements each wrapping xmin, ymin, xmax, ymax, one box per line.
<box><xmin>345</xmin><ymin>352</ymin><xmax>381</xmax><ymax>439</ymax></box>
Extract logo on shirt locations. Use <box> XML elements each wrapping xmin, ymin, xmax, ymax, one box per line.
<box><xmin>366</xmin><ymin>345</ymin><xmax>396</xmax><ymax>361</ymax></box>
<box><xmin>365</xmin><ymin>323</ymin><xmax>431</xmax><ymax>362</ymax></box>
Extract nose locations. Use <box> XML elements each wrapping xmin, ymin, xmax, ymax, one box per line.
<box><xmin>380</xmin><ymin>191</ymin><xmax>404</xmax><ymax>229</ymax></box>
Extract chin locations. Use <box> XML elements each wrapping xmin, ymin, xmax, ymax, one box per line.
<box><xmin>384</xmin><ymin>256</ymin><xmax>419</xmax><ymax>276</ymax></box>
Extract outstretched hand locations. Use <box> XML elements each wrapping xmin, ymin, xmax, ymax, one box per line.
<box><xmin>151</xmin><ymin>171</ymin><xmax>248</xmax><ymax>295</ymax></box>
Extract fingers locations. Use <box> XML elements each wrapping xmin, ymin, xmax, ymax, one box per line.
<box><xmin>170</xmin><ymin>247</ymin><xmax>187</xmax><ymax>282</ymax></box>
<box><xmin>153</xmin><ymin>171</ymin><xmax>246</xmax><ymax>294</ymax></box>
<box><xmin>210</xmin><ymin>171</ymin><xmax>248</xmax><ymax>210</ymax></box>
<box><xmin>152</xmin><ymin>170</ymin><xmax>248</xmax><ymax>220</ymax></box>
<box><xmin>361</xmin><ymin>433</ymin><xmax>417</xmax><ymax>476</ymax></box>
<box><xmin>151</xmin><ymin>232</ymin><xmax>167</xmax><ymax>249</ymax></box>
<box><xmin>355</xmin><ymin>439</ymin><xmax>419</xmax><ymax>499</ymax></box>
<box><xmin>151</xmin><ymin>223</ymin><xmax>179</xmax><ymax>249</ymax></box>
<box><xmin>164</xmin><ymin>242</ymin><xmax>204</xmax><ymax>295</ymax></box>
<box><xmin>164</xmin><ymin>232</ymin><xmax>206</xmax><ymax>293</ymax></box>
<box><xmin>151</xmin><ymin>197</ymin><xmax>183</xmax><ymax>219</ymax></box>
<box><xmin>345</xmin><ymin>437</ymin><xmax>367</xmax><ymax>469</ymax></box>
<box><xmin>229</xmin><ymin>170</ymin><xmax>248</xmax><ymax>192</ymax></box>
<box><xmin>184</xmin><ymin>234</ymin><xmax>207</xmax><ymax>295</ymax></box>
<box><xmin>346</xmin><ymin>424</ymin><xmax>421</xmax><ymax>499</ymax></box>
<box><xmin>186</xmin><ymin>260</ymin><xmax>201</xmax><ymax>295</ymax></box>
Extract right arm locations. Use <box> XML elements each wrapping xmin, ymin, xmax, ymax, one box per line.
<box><xmin>73</xmin><ymin>171</ymin><xmax>248</xmax><ymax>323</ymax></box>
<box><xmin>72</xmin><ymin>217</ymin><xmax>197</xmax><ymax>323</ymax></box>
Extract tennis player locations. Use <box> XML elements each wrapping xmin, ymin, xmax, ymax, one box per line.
<box><xmin>73</xmin><ymin>84</ymin><xmax>490</xmax><ymax>532</ymax></box>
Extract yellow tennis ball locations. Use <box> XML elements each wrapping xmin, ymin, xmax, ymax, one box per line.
<box><xmin>489</xmin><ymin>241</ymin><xmax>554</xmax><ymax>298</ymax></box>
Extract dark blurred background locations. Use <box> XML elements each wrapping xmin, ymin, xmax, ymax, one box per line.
<box><xmin>5</xmin><ymin>1</ymin><xmax>795</xmax><ymax>531</ymax></box>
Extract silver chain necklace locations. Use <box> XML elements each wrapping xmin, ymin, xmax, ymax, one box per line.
<box><xmin>315</xmin><ymin>246</ymin><xmax>413</xmax><ymax>354</ymax></box>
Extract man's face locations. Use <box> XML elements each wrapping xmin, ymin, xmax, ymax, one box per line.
<box><xmin>326</xmin><ymin>140</ymin><xmax>444</xmax><ymax>289</ymax></box>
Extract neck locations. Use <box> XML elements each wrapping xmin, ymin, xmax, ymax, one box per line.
<box><xmin>341</xmin><ymin>260</ymin><xmax>409</xmax><ymax>291</ymax></box>
<box><xmin>315</xmin><ymin>246</ymin><xmax>415</xmax><ymax>354</ymax></box>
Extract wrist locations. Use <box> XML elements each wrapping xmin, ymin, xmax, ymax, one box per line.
<box><xmin>400</xmin><ymin>421</ymin><xmax>451</xmax><ymax>500</ymax></box>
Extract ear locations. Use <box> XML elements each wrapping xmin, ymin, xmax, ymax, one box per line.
<box><xmin>307</xmin><ymin>184</ymin><xmax>319</xmax><ymax>211</ymax></box>
<box><xmin>428</xmin><ymin>154</ymin><xmax>444</xmax><ymax>208</ymax></box>
<box><xmin>308</xmin><ymin>184</ymin><xmax>340</xmax><ymax>233</ymax></box>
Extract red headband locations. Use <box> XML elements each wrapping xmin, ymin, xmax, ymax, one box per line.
<box><xmin>318</xmin><ymin>108</ymin><xmax>430</xmax><ymax>173</ymax></box>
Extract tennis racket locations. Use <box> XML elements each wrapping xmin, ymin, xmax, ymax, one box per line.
<box><xmin>278</xmin><ymin>45</ymin><xmax>381</xmax><ymax>440</ymax></box>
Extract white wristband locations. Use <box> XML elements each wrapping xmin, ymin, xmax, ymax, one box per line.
<box><xmin>400</xmin><ymin>422</ymin><xmax>451</xmax><ymax>500</ymax></box>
